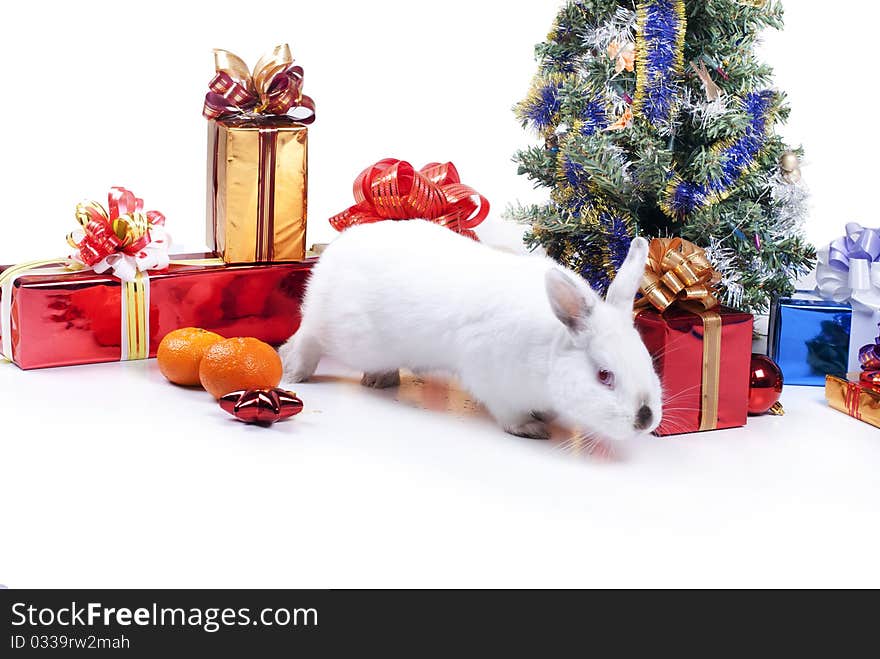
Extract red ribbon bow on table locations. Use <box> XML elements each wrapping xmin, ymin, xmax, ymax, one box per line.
<box><xmin>328</xmin><ymin>159</ymin><xmax>490</xmax><ymax>239</ymax></box>
<box><xmin>220</xmin><ymin>388</ymin><xmax>304</xmax><ymax>425</ymax></box>
<box><xmin>203</xmin><ymin>44</ymin><xmax>316</xmax><ymax>123</ymax></box>
<box><xmin>67</xmin><ymin>187</ymin><xmax>170</xmax><ymax>282</ymax></box>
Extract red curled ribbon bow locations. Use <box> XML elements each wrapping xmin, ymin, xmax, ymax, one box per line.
<box><xmin>328</xmin><ymin>159</ymin><xmax>490</xmax><ymax>239</ymax></box>
<box><xmin>67</xmin><ymin>187</ymin><xmax>170</xmax><ymax>281</ymax></box>
<box><xmin>203</xmin><ymin>44</ymin><xmax>315</xmax><ymax>123</ymax></box>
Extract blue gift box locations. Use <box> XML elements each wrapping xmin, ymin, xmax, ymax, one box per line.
<box><xmin>769</xmin><ymin>294</ymin><xmax>852</xmax><ymax>386</ymax></box>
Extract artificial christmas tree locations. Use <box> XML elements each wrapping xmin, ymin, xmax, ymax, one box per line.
<box><xmin>509</xmin><ymin>0</ymin><xmax>815</xmax><ymax>312</ymax></box>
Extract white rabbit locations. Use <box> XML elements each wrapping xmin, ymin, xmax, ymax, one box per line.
<box><xmin>279</xmin><ymin>220</ymin><xmax>661</xmax><ymax>441</ymax></box>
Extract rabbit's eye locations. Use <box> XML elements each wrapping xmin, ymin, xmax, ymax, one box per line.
<box><xmin>597</xmin><ymin>369</ymin><xmax>615</xmax><ymax>388</ymax></box>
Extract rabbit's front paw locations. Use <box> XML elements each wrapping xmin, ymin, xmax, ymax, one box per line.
<box><xmin>360</xmin><ymin>370</ymin><xmax>401</xmax><ymax>389</ymax></box>
<box><xmin>504</xmin><ymin>419</ymin><xmax>551</xmax><ymax>440</ymax></box>
<box><xmin>279</xmin><ymin>333</ymin><xmax>322</xmax><ymax>383</ymax></box>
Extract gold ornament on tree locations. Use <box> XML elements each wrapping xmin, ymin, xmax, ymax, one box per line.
<box><xmin>780</xmin><ymin>151</ymin><xmax>802</xmax><ymax>184</ymax></box>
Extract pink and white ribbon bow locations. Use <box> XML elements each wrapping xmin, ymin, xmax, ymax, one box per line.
<box><xmin>67</xmin><ymin>187</ymin><xmax>171</xmax><ymax>282</ymax></box>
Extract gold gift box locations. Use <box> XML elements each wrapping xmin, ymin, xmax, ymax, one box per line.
<box><xmin>825</xmin><ymin>374</ymin><xmax>880</xmax><ymax>430</ymax></box>
<box><xmin>206</xmin><ymin>116</ymin><xmax>308</xmax><ymax>263</ymax></box>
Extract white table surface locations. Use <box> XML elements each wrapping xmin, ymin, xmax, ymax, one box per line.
<box><xmin>1</xmin><ymin>355</ymin><xmax>878</xmax><ymax>589</ymax></box>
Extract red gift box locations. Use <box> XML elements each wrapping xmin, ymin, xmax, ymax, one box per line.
<box><xmin>635</xmin><ymin>307</ymin><xmax>753</xmax><ymax>435</ymax></box>
<box><xmin>0</xmin><ymin>255</ymin><xmax>313</xmax><ymax>370</ymax></box>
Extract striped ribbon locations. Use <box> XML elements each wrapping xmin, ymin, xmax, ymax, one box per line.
<box><xmin>329</xmin><ymin>159</ymin><xmax>489</xmax><ymax>238</ymax></box>
<box><xmin>845</xmin><ymin>381</ymin><xmax>862</xmax><ymax>420</ymax></box>
<box><xmin>257</xmin><ymin>128</ymin><xmax>278</xmax><ymax>262</ymax></box>
<box><xmin>120</xmin><ymin>271</ymin><xmax>150</xmax><ymax>361</ymax></box>
<box><xmin>695</xmin><ymin>307</ymin><xmax>722</xmax><ymax>432</ymax></box>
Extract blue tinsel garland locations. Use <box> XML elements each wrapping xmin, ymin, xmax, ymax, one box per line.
<box><xmin>517</xmin><ymin>74</ymin><xmax>568</xmax><ymax>132</ymax></box>
<box><xmin>580</xmin><ymin>100</ymin><xmax>609</xmax><ymax>135</ymax></box>
<box><xmin>661</xmin><ymin>90</ymin><xmax>777</xmax><ymax>217</ymax></box>
<box><xmin>633</xmin><ymin>0</ymin><xmax>686</xmax><ymax>126</ymax></box>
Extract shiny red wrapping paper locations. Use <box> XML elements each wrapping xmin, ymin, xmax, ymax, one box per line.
<box><xmin>0</xmin><ymin>256</ymin><xmax>313</xmax><ymax>370</ymax></box>
<box><xmin>635</xmin><ymin>307</ymin><xmax>753</xmax><ymax>436</ymax></box>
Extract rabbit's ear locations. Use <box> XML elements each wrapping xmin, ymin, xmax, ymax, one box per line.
<box><xmin>606</xmin><ymin>237</ymin><xmax>649</xmax><ymax>310</ymax></box>
<box><xmin>545</xmin><ymin>268</ymin><xmax>598</xmax><ymax>334</ymax></box>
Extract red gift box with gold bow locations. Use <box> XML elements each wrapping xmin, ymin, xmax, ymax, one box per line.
<box><xmin>0</xmin><ymin>188</ymin><xmax>314</xmax><ymax>370</ymax></box>
<box><xmin>634</xmin><ymin>238</ymin><xmax>754</xmax><ymax>435</ymax></box>
<box><xmin>0</xmin><ymin>258</ymin><xmax>314</xmax><ymax>370</ymax></box>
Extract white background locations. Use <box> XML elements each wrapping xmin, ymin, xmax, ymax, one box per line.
<box><xmin>1</xmin><ymin>1</ymin><xmax>879</xmax><ymax>588</ymax></box>
<box><xmin>0</xmin><ymin>0</ymin><xmax>871</xmax><ymax>261</ymax></box>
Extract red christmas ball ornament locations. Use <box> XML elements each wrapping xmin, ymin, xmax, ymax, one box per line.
<box><xmin>220</xmin><ymin>388</ymin><xmax>304</xmax><ymax>425</ymax></box>
<box><xmin>748</xmin><ymin>354</ymin><xmax>784</xmax><ymax>416</ymax></box>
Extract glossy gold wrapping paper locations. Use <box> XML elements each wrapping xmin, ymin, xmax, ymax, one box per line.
<box><xmin>207</xmin><ymin>119</ymin><xmax>308</xmax><ymax>263</ymax></box>
<box><xmin>825</xmin><ymin>375</ymin><xmax>880</xmax><ymax>430</ymax></box>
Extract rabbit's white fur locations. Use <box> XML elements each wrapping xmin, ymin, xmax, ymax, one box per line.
<box><xmin>280</xmin><ymin>220</ymin><xmax>661</xmax><ymax>441</ymax></box>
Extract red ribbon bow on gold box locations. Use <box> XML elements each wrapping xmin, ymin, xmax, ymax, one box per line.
<box><xmin>203</xmin><ymin>44</ymin><xmax>315</xmax><ymax>123</ymax></box>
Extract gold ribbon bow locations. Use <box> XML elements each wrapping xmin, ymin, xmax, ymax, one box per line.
<box><xmin>204</xmin><ymin>44</ymin><xmax>315</xmax><ymax>121</ymax></box>
<box><xmin>215</xmin><ymin>45</ymin><xmax>291</xmax><ymax>110</ymax></box>
<box><xmin>69</xmin><ymin>200</ymin><xmax>150</xmax><ymax>250</ymax></box>
<box><xmin>637</xmin><ymin>238</ymin><xmax>724</xmax><ymax>432</ymax></box>
<box><xmin>637</xmin><ymin>237</ymin><xmax>721</xmax><ymax>313</ymax></box>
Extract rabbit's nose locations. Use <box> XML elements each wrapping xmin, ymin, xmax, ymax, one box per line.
<box><xmin>635</xmin><ymin>405</ymin><xmax>653</xmax><ymax>430</ymax></box>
